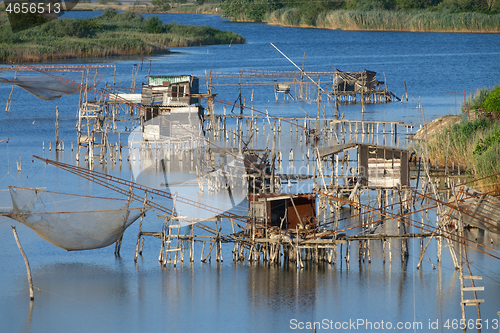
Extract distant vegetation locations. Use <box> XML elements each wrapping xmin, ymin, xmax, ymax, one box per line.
<box><xmin>220</xmin><ymin>0</ymin><xmax>500</xmax><ymax>32</ymax></box>
<box><xmin>0</xmin><ymin>9</ymin><xmax>245</xmax><ymax>62</ymax></box>
<box><xmin>423</xmin><ymin>86</ymin><xmax>500</xmax><ymax>191</ymax></box>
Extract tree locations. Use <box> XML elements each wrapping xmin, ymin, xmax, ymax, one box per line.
<box><xmin>152</xmin><ymin>0</ymin><xmax>171</xmax><ymax>11</ymax></box>
<box><xmin>145</xmin><ymin>16</ymin><xmax>164</xmax><ymax>33</ymax></box>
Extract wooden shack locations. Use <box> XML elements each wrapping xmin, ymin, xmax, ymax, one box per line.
<box><xmin>330</xmin><ymin>68</ymin><xmax>399</xmax><ymax>103</ymax></box>
<box><xmin>141</xmin><ymin>75</ymin><xmax>199</xmax><ymax>106</ymax></box>
<box><xmin>140</xmin><ymin>75</ymin><xmax>200</xmax><ymax>123</ymax></box>
<box><xmin>318</xmin><ymin>143</ymin><xmax>409</xmax><ymax>189</ymax></box>
<box><xmin>248</xmin><ymin>193</ymin><xmax>316</xmax><ymax>230</ymax></box>
<box><xmin>334</xmin><ymin>69</ymin><xmax>377</xmax><ymax>94</ymax></box>
<box><xmin>139</xmin><ymin>75</ymin><xmax>204</xmax><ymax>139</ymax></box>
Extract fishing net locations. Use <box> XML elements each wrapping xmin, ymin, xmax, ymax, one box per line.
<box><xmin>0</xmin><ymin>73</ymin><xmax>103</xmax><ymax>100</ymax></box>
<box><xmin>0</xmin><ymin>189</ymin><xmax>13</xmax><ymax>215</ymax></box>
<box><xmin>8</xmin><ymin>187</ymin><xmax>144</xmax><ymax>251</ymax></box>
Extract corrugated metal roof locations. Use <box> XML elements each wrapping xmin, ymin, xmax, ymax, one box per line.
<box><xmin>109</xmin><ymin>93</ymin><xmax>142</xmax><ymax>104</ymax></box>
<box><xmin>148</xmin><ymin>75</ymin><xmax>191</xmax><ymax>86</ymax></box>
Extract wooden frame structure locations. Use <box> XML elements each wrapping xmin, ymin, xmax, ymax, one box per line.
<box><xmin>318</xmin><ymin>143</ymin><xmax>410</xmax><ymax>190</ymax></box>
<box><xmin>329</xmin><ymin>68</ymin><xmax>400</xmax><ymax>103</ymax></box>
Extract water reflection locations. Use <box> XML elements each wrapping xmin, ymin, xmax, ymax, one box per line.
<box><xmin>247</xmin><ymin>264</ymin><xmax>318</xmax><ymax>311</ymax></box>
<box><xmin>4</xmin><ymin>250</ymin><xmax>494</xmax><ymax>333</ymax></box>
<box><xmin>34</xmin><ymin>262</ymin><xmax>131</xmax><ymax>303</ymax></box>
<box><xmin>25</xmin><ymin>300</ymin><xmax>33</xmax><ymax>333</ymax></box>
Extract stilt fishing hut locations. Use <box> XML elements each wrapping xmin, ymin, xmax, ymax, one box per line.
<box><xmin>317</xmin><ymin>143</ymin><xmax>410</xmax><ymax>192</ymax></box>
<box><xmin>248</xmin><ymin>193</ymin><xmax>316</xmax><ymax>231</ymax></box>
<box><xmin>330</xmin><ymin>68</ymin><xmax>400</xmax><ymax>103</ymax></box>
<box><xmin>140</xmin><ymin>75</ymin><xmax>200</xmax><ymax>123</ymax></box>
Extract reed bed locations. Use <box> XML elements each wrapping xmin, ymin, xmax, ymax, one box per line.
<box><xmin>169</xmin><ymin>4</ymin><xmax>222</xmax><ymax>14</ymax></box>
<box><xmin>264</xmin><ymin>9</ymin><xmax>500</xmax><ymax>32</ymax></box>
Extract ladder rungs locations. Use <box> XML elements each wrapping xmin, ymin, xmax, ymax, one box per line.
<box><xmin>462</xmin><ymin>299</ymin><xmax>484</xmax><ymax>304</ymax></box>
<box><xmin>460</xmin><ymin>275</ymin><xmax>482</xmax><ymax>280</ymax></box>
<box><xmin>165</xmin><ymin>248</ymin><xmax>181</xmax><ymax>252</ymax></box>
<box><xmin>461</xmin><ymin>286</ymin><xmax>484</xmax><ymax>291</ymax></box>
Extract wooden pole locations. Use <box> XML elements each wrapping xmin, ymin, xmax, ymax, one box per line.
<box><xmin>11</xmin><ymin>226</ymin><xmax>34</xmax><ymax>300</ymax></box>
<box><xmin>55</xmin><ymin>106</ymin><xmax>59</xmax><ymax>151</ymax></box>
<box><xmin>5</xmin><ymin>70</ymin><xmax>17</xmax><ymax>112</ymax></box>
<box><xmin>134</xmin><ymin>192</ymin><xmax>148</xmax><ymax>262</ymax></box>
<box><xmin>115</xmin><ymin>181</ymin><xmax>133</xmax><ymax>256</ymax></box>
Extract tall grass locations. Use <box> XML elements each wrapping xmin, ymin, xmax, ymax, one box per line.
<box><xmin>169</xmin><ymin>4</ymin><xmax>221</xmax><ymax>14</ymax></box>
<box><xmin>426</xmin><ymin>118</ymin><xmax>500</xmax><ymax>191</ymax></box>
<box><xmin>264</xmin><ymin>9</ymin><xmax>500</xmax><ymax>32</ymax></box>
<box><xmin>265</xmin><ymin>8</ymin><xmax>306</xmax><ymax>27</ymax></box>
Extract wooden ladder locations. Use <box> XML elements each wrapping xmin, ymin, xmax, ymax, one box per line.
<box><xmin>163</xmin><ymin>218</ymin><xmax>183</xmax><ymax>267</ymax></box>
<box><xmin>459</xmin><ymin>263</ymin><xmax>484</xmax><ymax>323</ymax></box>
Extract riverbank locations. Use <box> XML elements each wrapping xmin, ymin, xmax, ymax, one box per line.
<box><xmin>413</xmin><ymin>86</ymin><xmax>500</xmax><ymax>192</ymax></box>
<box><xmin>71</xmin><ymin>1</ymin><xmax>221</xmax><ymax>14</ymax></box>
<box><xmin>49</xmin><ymin>2</ymin><xmax>500</xmax><ymax>33</ymax></box>
<box><xmin>263</xmin><ymin>9</ymin><xmax>500</xmax><ymax>33</ymax></box>
<box><xmin>0</xmin><ymin>10</ymin><xmax>244</xmax><ymax>63</ymax></box>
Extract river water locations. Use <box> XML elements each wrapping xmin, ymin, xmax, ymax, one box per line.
<box><xmin>1</xmin><ymin>13</ymin><xmax>500</xmax><ymax>333</ymax></box>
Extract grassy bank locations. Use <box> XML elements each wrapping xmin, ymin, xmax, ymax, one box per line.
<box><xmin>168</xmin><ymin>4</ymin><xmax>221</xmax><ymax>14</ymax></box>
<box><xmin>26</xmin><ymin>1</ymin><xmax>500</xmax><ymax>33</ymax></box>
<box><xmin>263</xmin><ymin>9</ymin><xmax>500</xmax><ymax>32</ymax></box>
<box><xmin>416</xmin><ymin>86</ymin><xmax>500</xmax><ymax>192</ymax></box>
<box><xmin>219</xmin><ymin>0</ymin><xmax>500</xmax><ymax>33</ymax></box>
<box><xmin>0</xmin><ymin>9</ymin><xmax>244</xmax><ymax>63</ymax></box>
<box><xmin>71</xmin><ymin>1</ymin><xmax>221</xmax><ymax>14</ymax></box>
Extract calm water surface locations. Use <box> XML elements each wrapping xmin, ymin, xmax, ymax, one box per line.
<box><xmin>1</xmin><ymin>13</ymin><xmax>500</xmax><ymax>332</ymax></box>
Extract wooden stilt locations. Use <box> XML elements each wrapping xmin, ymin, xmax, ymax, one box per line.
<box><xmin>12</xmin><ymin>226</ymin><xmax>34</xmax><ymax>300</ymax></box>
<box><xmin>134</xmin><ymin>192</ymin><xmax>148</xmax><ymax>262</ymax></box>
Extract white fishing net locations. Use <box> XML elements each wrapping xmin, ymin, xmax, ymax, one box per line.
<box><xmin>8</xmin><ymin>187</ymin><xmax>144</xmax><ymax>251</ymax></box>
<box><xmin>0</xmin><ymin>73</ymin><xmax>103</xmax><ymax>100</ymax></box>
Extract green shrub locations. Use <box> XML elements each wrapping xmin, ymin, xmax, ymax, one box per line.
<box><xmin>474</xmin><ymin>128</ymin><xmax>500</xmax><ymax>155</ymax></box>
<box><xmin>123</xmin><ymin>11</ymin><xmax>136</xmax><ymax>21</ymax></box>
<box><xmin>145</xmin><ymin>16</ymin><xmax>164</xmax><ymax>33</ymax></box>
<box><xmin>465</xmin><ymin>87</ymin><xmax>492</xmax><ymax>110</ymax></box>
<box><xmin>101</xmin><ymin>9</ymin><xmax>119</xmax><ymax>20</ymax></box>
<box><xmin>0</xmin><ymin>28</ymin><xmax>15</xmax><ymax>43</ymax></box>
<box><xmin>481</xmin><ymin>86</ymin><xmax>500</xmax><ymax>116</ymax></box>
